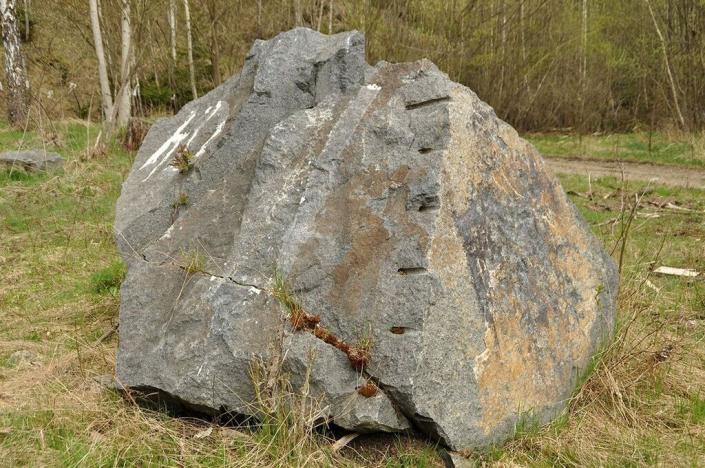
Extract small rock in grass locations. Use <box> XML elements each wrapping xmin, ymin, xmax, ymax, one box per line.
<box><xmin>0</xmin><ymin>150</ymin><xmax>64</xmax><ymax>171</ymax></box>
<box><xmin>8</xmin><ymin>350</ymin><xmax>37</xmax><ymax>367</ymax></box>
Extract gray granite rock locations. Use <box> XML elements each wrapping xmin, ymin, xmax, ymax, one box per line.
<box><xmin>115</xmin><ymin>27</ymin><xmax>618</xmax><ymax>449</ymax></box>
<box><xmin>0</xmin><ymin>150</ymin><xmax>63</xmax><ymax>171</ymax></box>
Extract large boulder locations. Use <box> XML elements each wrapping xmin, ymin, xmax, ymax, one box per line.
<box><xmin>115</xmin><ymin>28</ymin><xmax>618</xmax><ymax>449</ymax></box>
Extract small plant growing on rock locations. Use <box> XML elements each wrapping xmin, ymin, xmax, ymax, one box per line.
<box><xmin>172</xmin><ymin>192</ymin><xmax>189</xmax><ymax>209</ymax></box>
<box><xmin>272</xmin><ymin>268</ymin><xmax>320</xmax><ymax>330</ymax></box>
<box><xmin>357</xmin><ymin>380</ymin><xmax>378</xmax><ymax>398</ymax></box>
<box><xmin>170</xmin><ymin>145</ymin><xmax>194</xmax><ymax>174</ymax></box>
<box><xmin>271</xmin><ymin>268</ymin><xmax>376</xmax><ymax>373</ymax></box>
<box><xmin>347</xmin><ymin>345</ymin><xmax>371</xmax><ymax>371</ymax></box>
<box><xmin>347</xmin><ymin>333</ymin><xmax>374</xmax><ymax>371</ymax></box>
<box><xmin>179</xmin><ymin>248</ymin><xmax>205</xmax><ymax>274</ymax></box>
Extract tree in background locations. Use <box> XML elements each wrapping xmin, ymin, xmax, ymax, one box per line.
<box><xmin>89</xmin><ymin>0</ymin><xmax>133</xmax><ymax>134</ymax></box>
<box><xmin>0</xmin><ymin>0</ymin><xmax>30</xmax><ymax>127</ymax></box>
<box><xmin>183</xmin><ymin>0</ymin><xmax>196</xmax><ymax>100</ymax></box>
<box><xmin>644</xmin><ymin>0</ymin><xmax>686</xmax><ymax>130</ymax></box>
<box><xmin>89</xmin><ymin>0</ymin><xmax>113</xmax><ymax>125</ymax></box>
<box><xmin>25</xmin><ymin>0</ymin><xmax>705</xmax><ymax>133</ymax></box>
<box><xmin>115</xmin><ymin>0</ymin><xmax>131</xmax><ymax>128</ymax></box>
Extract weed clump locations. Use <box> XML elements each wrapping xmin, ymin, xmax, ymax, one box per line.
<box><xmin>347</xmin><ymin>333</ymin><xmax>373</xmax><ymax>371</ymax></box>
<box><xmin>179</xmin><ymin>248</ymin><xmax>205</xmax><ymax>274</ymax></box>
<box><xmin>272</xmin><ymin>268</ymin><xmax>320</xmax><ymax>331</ymax></box>
<box><xmin>347</xmin><ymin>345</ymin><xmax>371</xmax><ymax>372</ymax></box>
<box><xmin>170</xmin><ymin>145</ymin><xmax>194</xmax><ymax>174</ymax></box>
<box><xmin>172</xmin><ymin>192</ymin><xmax>189</xmax><ymax>209</ymax></box>
<box><xmin>272</xmin><ymin>268</ymin><xmax>375</xmax><ymax>372</ymax></box>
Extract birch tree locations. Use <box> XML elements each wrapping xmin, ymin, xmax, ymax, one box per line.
<box><xmin>116</xmin><ymin>0</ymin><xmax>131</xmax><ymax>127</ymax></box>
<box><xmin>167</xmin><ymin>0</ymin><xmax>177</xmax><ymax>110</ymax></box>
<box><xmin>89</xmin><ymin>0</ymin><xmax>113</xmax><ymax>124</ymax></box>
<box><xmin>581</xmin><ymin>0</ymin><xmax>588</xmax><ymax>83</ymax></box>
<box><xmin>183</xmin><ymin>0</ymin><xmax>197</xmax><ymax>99</ymax></box>
<box><xmin>295</xmin><ymin>0</ymin><xmax>302</xmax><ymax>26</ymax></box>
<box><xmin>0</xmin><ymin>0</ymin><xmax>30</xmax><ymax>127</ymax></box>
<box><xmin>168</xmin><ymin>0</ymin><xmax>176</xmax><ymax>67</ymax></box>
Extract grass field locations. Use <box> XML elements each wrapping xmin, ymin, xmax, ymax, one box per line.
<box><xmin>1</xmin><ymin>124</ymin><xmax>704</xmax><ymax>466</ymax></box>
<box><xmin>527</xmin><ymin>131</ymin><xmax>705</xmax><ymax>167</ymax></box>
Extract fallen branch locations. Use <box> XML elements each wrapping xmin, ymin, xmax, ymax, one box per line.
<box><xmin>653</xmin><ymin>266</ymin><xmax>700</xmax><ymax>278</ymax></box>
<box><xmin>331</xmin><ymin>433</ymin><xmax>359</xmax><ymax>452</ymax></box>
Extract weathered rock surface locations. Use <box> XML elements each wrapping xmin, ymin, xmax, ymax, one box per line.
<box><xmin>0</xmin><ymin>150</ymin><xmax>64</xmax><ymax>171</ymax></box>
<box><xmin>115</xmin><ymin>27</ymin><xmax>618</xmax><ymax>449</ymax></box>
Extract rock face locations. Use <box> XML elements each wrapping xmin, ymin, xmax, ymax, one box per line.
<box><xmin>0</xmin><ymin>150</ymin><xmax>63</xmax><ymax>171</ymax></box>
<box><xmin>115</xmin><ymin>28</ymin><xmax>618</xmax><ymax>449</ymax></box>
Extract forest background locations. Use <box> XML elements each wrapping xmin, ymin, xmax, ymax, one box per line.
<box><xmin>12</xmin><ymin>0</ymin><xmax>705</xmax><ymax>135</ymax></box>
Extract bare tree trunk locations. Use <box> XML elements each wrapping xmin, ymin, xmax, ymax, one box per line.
<box><xmin>167</xmin><ymin>0</ymin><xmax>177</xmax><ymax>112</ymax></box>
<box><xmin>316</xmin><ymin>0</ymin><xmax>324</xmax><ymax>31</ymax></box>
<box><xmin>96</xmin><ymin>0</ymin><xmax>117</xmax><ymax>99</ymax></box>
<box><xmin>207</xmin><ymin>1</ymin><xmax>221</xmax><ymax>85</ymax></box>
<box><xmin>498</xmin><ymin>0</ymin><xmax>507</xmax><ymax>102</ymax></box>
<box><xmin>89</xmin><ymin>0</ymin><xmax>113</xmax><ymax>123</ymax></box>
<box><xmin>211</xmin><ymin>35</ymin><xmax>221</xmax><ymax>86</ymax></box>
<box><xmin>257</xmin><ymin>0</ymin><xmax>262</xmax><ymax>33</ymax></box>
<box><xmin>116</xmin><ymin>0</ymin><xmax>132</xmax><ymax>128</ymax></box>
<box><xmin>295</xmin><ymin>0</ymin><xmax>302</xmax><ymax>26</ymax></box>
<box><xmin>168</xmin><ymin>0</ymin><xmax>177</xmax><ymax>65</ymax></box>
<box><xmin>183</xmin><ymin>0</ymin><xmax>197</xmax><ymax>99</ymax></box>
<box><xmin>22</xmin><ymin>0</ymin><xmax>27</xmax><ymax>41</ymax></box>
<box><xmin>328</xmin><ymin>0</ymin><xmax>333</xmax><ymax>33</ymax></box>
<box><xmin>520</xmin><ymin>0</ymin><xmax>529</xmax><ymax>92</ymax></box>
<box><xmin>581</xmin><ymin>0</ymin><xmax>588</xmax><ymax>83</ymax></box>
<box><xmin>645</xmin><ymin>0</ymin><xmax>686</xmax><ymax>128</ymax></box>
<box><xmin>0</xmin><ymin>0</ymin><xmax>29</xmax><ymax>127</ymax></box>
<box><xmin>147</xmin><ymin>19</ymin><xmax>160</xmax><ymax>88</ymax></box>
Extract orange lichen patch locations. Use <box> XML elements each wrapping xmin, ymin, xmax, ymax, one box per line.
<box><xmin>357</xmin><ymin>381</ymin><xmax>378</xmax><ymax>398</ymax></box>
<box><xmin>389</xmin><ymin>326</ymin><xmax>406</xmax><ymax>335</ymax></box>
<box><xmin>438</xmin><ymin>87</ymin><xmax>610</xmax><ymax>439</ymax></box>
<box><xmin>469</xmin><ymin>205</ymin><xmax>599</xmax><ymax>438</ymax></box>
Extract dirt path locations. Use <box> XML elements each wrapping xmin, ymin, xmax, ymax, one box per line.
<box><xmin>543</xmin><ymin>156</ymin><xmax>705</xmax><ymax>190</ymax></box>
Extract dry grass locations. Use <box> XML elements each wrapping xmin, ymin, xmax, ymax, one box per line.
<box><xmin>472</xmin><ymin>273</ymin><xmax>705</xmax><ymax>466</ymax></box>
<box><xmin>1</xmin><ymin>123</ymin><xmax>704</xmax><ymax>466</ymax></box>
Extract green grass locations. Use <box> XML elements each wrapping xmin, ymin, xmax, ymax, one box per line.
<box><xmin>526</xmin><ymin>131</ymin><xmax>705</xmax><ymax>167</ymax></box>
<box><xmin>678</xmin><ymin>396</ymin><xmax>705</xmax><ymax>425</ymax></box>
<box><xmin>89</xmin><ymin>260</ymin><xmax>126</xmax><ymax>295</ymax></box>
<box><xmin>1</xmin><ymin>126</ymin><xmax>704</xmax><ymax>466</ymax></box>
